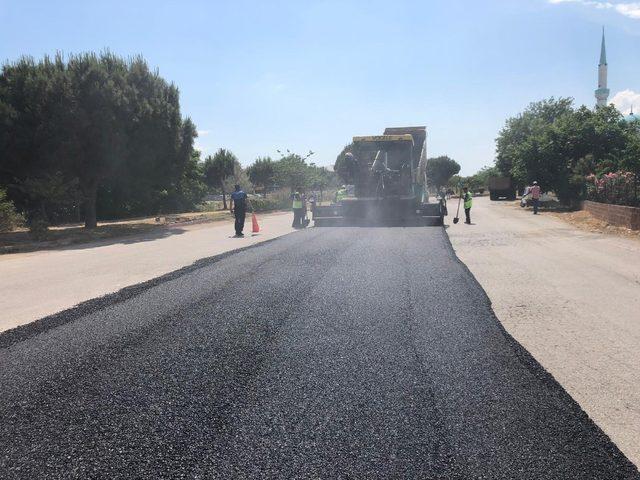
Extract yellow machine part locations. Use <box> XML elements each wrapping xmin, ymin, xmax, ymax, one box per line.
<box><xmin>352</xmin><ymin>134</ymin><xmax>414</xmax><ymax>144</ymax></box>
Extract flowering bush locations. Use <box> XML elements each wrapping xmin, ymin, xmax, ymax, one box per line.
<box><xmin>586</xmin><ymin>171</ymin><xmax>639</xmax><ymax>206</ymax></box>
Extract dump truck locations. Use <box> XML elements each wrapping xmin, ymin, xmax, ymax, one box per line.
<box><xmin>488</xmin><ymin>176</ymin><xmax>516</xmax><ymax>200</ymax></box>
<box><xmin>313</xmin><ymin>126</ymin><xmax>445</xmax><ymax>226</ymax></box>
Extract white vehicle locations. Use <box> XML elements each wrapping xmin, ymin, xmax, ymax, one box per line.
<box><xmin>520</xmin><ymin>188</ymin><xmax>553</xmax><ymax>207</ymax></box>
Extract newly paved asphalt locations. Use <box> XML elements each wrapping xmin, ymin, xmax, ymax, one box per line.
<box><xmin>1</xmin><ymin>227</ymin><xmax>638</xmax><ymax>479</ymax></box>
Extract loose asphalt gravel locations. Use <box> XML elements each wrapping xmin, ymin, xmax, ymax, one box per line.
<box><xmin>1</xmin><ymin>227</ymin><xmax>638</xmax><ymax>479</ymax></box>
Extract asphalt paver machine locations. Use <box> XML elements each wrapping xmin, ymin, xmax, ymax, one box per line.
<box><xmin>314</xmin><ymin>126</ymin><xmax>445</xmax><ymax>226</ymax></box>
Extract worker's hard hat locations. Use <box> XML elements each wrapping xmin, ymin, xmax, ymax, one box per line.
<box><xmin>533</xmin><ymin>181</ymin><xmax>538</xmax><ymax>185</ymax></box>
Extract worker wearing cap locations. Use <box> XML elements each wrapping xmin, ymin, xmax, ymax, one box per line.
<box><xmin>229</xmin><ymin>184</ymin><xmax>248</xmax><ymax>237</ymax></box>
<box><xmin>530</xmin><ymin>181</ymin><xmax>541</xmax><ymax>215</ymax></box>
<box><xmin>291</xmin><ymin>189</ymin><xmax>304</xmax><ymax>229</ymax></box>
<box><xmin>463</xmin><ymin>186</ymin><xmax>473</xmax><ymax>224</ymax></box>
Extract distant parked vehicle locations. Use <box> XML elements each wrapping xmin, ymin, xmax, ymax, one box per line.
<box><xmin>488</xmin><ymin>177</ymin><xmax>516</xmax><ymax>201</ymax></box>
<box><xmin>520</xmin><ymin>188</ymin><xmax>553</xmax><ymax>207</ymax></box>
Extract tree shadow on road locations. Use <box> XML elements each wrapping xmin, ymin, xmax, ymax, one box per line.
<box><xmin>1</xmin><ymin>223</ymin><xmax>190</xmax><ymax>255</ymax></box>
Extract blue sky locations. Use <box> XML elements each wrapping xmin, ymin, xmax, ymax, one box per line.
<box><xmin>2</xmin><ymin>0</ymin><xmax>640</xmax><ymax>175</ymax></box>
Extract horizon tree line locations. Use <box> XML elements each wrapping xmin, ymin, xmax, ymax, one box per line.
<box><xmin>0</xmin><ymin>51</ymin><xmax>337</xmax><ymax>233</ymax></box>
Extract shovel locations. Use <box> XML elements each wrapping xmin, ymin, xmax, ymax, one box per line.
<box><xmin>453</xmin><ymin>192</ymin><xmax>462</xmax><ymax>224</ymax></box>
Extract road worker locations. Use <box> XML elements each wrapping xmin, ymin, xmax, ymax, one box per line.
<box><xmin>462</xmin><ymin>186</ymin><xmax>473</xmax><ymax>224</ymax></box>
<box><xmin>530</xmin><ymin>181</ymin><xmax>541</xmax><ymax>215</ymax></box>
<box><xmin>308</xmin><ymin>193</ymin><xmax>316</xmax><ymax>213</ymax></box>
<box><xmin>229</xmin><ymin>184</ymin><xmax>248</xmax><ymax>237</ymax></box>
<box><xmin>291</xmin><ymin>189</ymin><xmax>304</xmax><ymax>229</ymax></box>
<box><xmin>335</xmin><ymin>185</ymin><xmax>348</xmax><ymax>204</ymax></box>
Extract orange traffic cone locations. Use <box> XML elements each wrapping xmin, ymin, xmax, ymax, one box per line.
<box><xmin>251</xmin><ymin>213</ymin><xmax>260</xmax><ymax>233</ymax></box>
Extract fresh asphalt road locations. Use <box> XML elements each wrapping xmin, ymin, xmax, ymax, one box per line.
<box><xmin>1</xmin><ymin>227</ymin><xmax>637</xmax><ymax>479</ymax></box>
<box><xmin>448</xmin><ymin>196</ymin><xmax>640</xmax><ymax>466</ymax></box>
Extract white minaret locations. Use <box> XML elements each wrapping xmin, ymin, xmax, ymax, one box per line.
<box><xmin>595</xmin><ymin>27</ymin><xmax>610</xmax><ymax>107</ymax></box>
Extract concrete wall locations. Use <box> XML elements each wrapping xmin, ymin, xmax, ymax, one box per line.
<box><xmin>583</xmin><ymin>200</ymin><xmax>640</xmax><ymax>230</ymax></box>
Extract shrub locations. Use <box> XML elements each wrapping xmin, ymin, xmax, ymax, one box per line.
<box><xmin>0</xmin><ymin>189</ymin><xmax>24</xmax><ymax>232</ymax></box>
<box><xmin>196</xmin><ymin>201</ymin><xmax>225</xmax><ymax>212</ymax></box>
<box><xmin>586</xmin><ymin>172</ymin><xmax>639</xmax><ymax>207</ymax></box>
<box><xmin>27</xmin><ymin>217</ymin><xmax>49</xmax><ymax>240</ymax></box>
<box><xmin>196</xmin><ymin>190</ymin><xmax>290</xmax><ymax>213</ymax></box>
<box><xmin>249</xmin><ymin>196</ymin><xmax>289</xmax><ymax>212</ymax></box>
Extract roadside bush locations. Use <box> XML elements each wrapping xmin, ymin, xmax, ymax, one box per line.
<box><xmin>196</xmin><ymin>201</ymin><xmax>225</xmax><ymax>212</ymax></box>
<box><xmin>586</xmin><ymin>172</ymin><xmax>639</xmax><ymax>207</ymax></box>
<box><xmin>196</xmin><ymin>193</ymin><xmax>290</xmax><ymax>213</ymax></box>
<box><xmin>0</xmin><ymin>189</ymin><xmax>24</xmax><ymax>232</ymax></box>
<box><xmin>27</xmin><ymin>217</ymin><xmax>49</xmax><ymax>240</ymax></box>
<box><xmin>197</xmin><ymin>187</ymin><xmax>333</xmax><ymax>213</ymax></box>
<box><xmin>249</xmin><ymin>196</ymin><xmax>289</xmax><ymax>212</ymax></box>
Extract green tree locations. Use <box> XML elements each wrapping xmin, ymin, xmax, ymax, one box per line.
<box><xmin>495</xmin><ymin>98</ymin><xmax>638</xmax><ymax>203</ymax></box>
<box><xmin>273</xmin><ymin>150</ymin><xmax>315</xmax><ymax>191</ymax></box>
<box><xmin>0</xmin><ymin>52</ymin><xmax>196</xmax><ymax>227</ymax></box>
<box><xmin>16</xmin><ymin>171</ymin><xmax>79</xmax><ymax>226</ymax></box>
<box><xmin>426</xmin><ymin>156</ymin><xmax>461</xmax><ymax>189</ymax></box>
<box><xmin>307</xmin><ymin>165</ymin><xmax>335</xmax><ymax>201</ymax></box>
<box><xmin>203</xmin><ymin>148</ymin><xmax>237</xmax><ymax>209</ymax></box>
<box><xmin>448</xmin><ymin>175</ymin><xmax>463</xmax><ymax>190</ymax></box>
<box><xmin>164</xmin><ymin>148</ymin><xmax>208</xmax><ymax>213</ymax></box>
<box><xmin>153</xmin><ymin>118</ymin><xmax>204</xmax><ymax>214</ymax></box>
<box><xmin>64</xmin><ymin>52</ymin><xmax>131</xmax><ymax>227</ymax></box>
<box><xmin>247</xmin><ymin>157</ymin><xmax>275</xmax><ymax>195</ymax></box>
<box><xmin>495</xmin><ymin>97</ymin><xmax>574</xmax><ymax>192</ymax></box>
<box><xmin>457</xmin><ymin>166</ymin><xmax>502</xmax><ymax>194</ymax></box>
<box><xmin>474</xmin><ymin>166</ymin><xmax>501</xmax><ymax>187</ymax></box>
<box><xmin>621</xmin><ymin>126</ymin><xmax>640</xmax><ymax>176</ymax></box>
<box><xmin>0</xmin><ymin>54</ymin><xmax>72</xmax><ymax>224</ymax></box>
<box><xmin>223</xmin><ymin>159</ymin><xmax>252</xmax><ymax>195</ymax></box>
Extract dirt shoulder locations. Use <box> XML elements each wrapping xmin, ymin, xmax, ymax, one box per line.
<box><xmin>504</xmin><ymin>198</ymin><xmax>640</xmax><ymax>241</ymax></box>
<box><xmin>447</xmin><ymin>196</ymin><xmax>640</xmax><ymax>468</ymax></box>
<box><xmin>549</xmin><ymin>209</ymin><xmax>640</xmax><ymax>241</ymax></box>
<box><xmin>1</xmin><ymin>211</ymin><xmax>236</xmax><ymax>255</ymax></box>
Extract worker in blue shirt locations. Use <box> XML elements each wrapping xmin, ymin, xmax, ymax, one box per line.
<box><xmin>229</xmin><ymin>184</ymin><xmax>248</xmax><ymax>237</ymax></box>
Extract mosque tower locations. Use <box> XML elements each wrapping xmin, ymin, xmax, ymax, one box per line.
<box><xmin>595</xmin><ymin>27</ymin><xmax>610</xmax><ymax>107</ymax></box>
